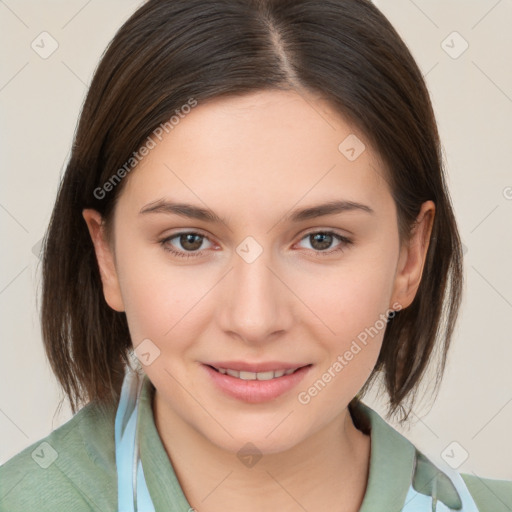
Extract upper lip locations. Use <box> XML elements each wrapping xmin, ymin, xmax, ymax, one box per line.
<box><xmin>204</xmin><ymin>361</ymin><xmax>310</xmax><ymax>373</ymax></box>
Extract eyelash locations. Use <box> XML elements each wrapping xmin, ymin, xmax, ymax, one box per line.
<box><xmin>159</xmin><ymin>230</ymin><xmax>353</xmax><ymax>259</ymax></box>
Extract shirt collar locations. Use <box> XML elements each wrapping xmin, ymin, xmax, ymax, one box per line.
<box><xmin>350</xmin><ymin>399</ymin><xmax>417</xmax><ymax>511</ymax></box>
<box><xmin>137</xmin><ymin>375</ymin><xmax>461</xmax><ymax>511</ymax></box>
<box><xmin>351</xmin><ymin>400</ymin><xmax>462</xmax><ymax>511</ymax></box>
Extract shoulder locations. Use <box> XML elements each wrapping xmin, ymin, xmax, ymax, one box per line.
<box><xmin>461</xmin><ymin>472</ymin><xmax>512</xmax><ymax>512</ymax></box>
<box><xmin>0</xmin><ymin>400</ymin><xmax>118</xmax><ymax>512</ymax></box>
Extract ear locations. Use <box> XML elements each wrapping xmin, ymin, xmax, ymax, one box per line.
<box><xmin>390</xmin><ymin>200</ymin><xmax>435</xmax><ymax>310</ymax></box>
<box><xmin>82</xmin><ymin>209</ymin><xmax>125</xmax><ymax>312</ymax></box>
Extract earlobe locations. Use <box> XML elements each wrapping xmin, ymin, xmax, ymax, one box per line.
<box><xmin>390</xmin><ymin>201</ymin><xmax>435</xmax><ymax>310</ymax></box>
<box><xmin>82</xmin><ymin>209</ymin><xmax>125</xmax><ymax>312</ymax></box>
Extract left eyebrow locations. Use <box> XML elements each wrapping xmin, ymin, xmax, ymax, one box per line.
<box><xmin>138</xmin><ymin>198</ymin><xmax>374</xmax><ymax>224</ymax></box>
<box><xmin>286</xmin><ymin>199</ymin><xmax>375</xmax><ymax>222</ymax></box>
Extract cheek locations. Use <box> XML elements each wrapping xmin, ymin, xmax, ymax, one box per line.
<box><xmin>113</xmin><ymin>236</ymin><xmax>170</xmax><ymax>341</ymax></box>
<box><xmin>304</xmin><ymin>249</ymin><xmax>397</xmax><ymax>339</ymax></box>
<box><xmin>114</xmin><ymin>240</ymin><xmax>216</xmax><ymax>347</ymax></box>
<box><xmin>293</xmin><ymin>242</ymin><xmax>398</xmax><ymax>396</ymax></box>
<box><xmin>293</xmin><ymin>266</ymin><xmax>393</xmax><ymax>417</ymax></box>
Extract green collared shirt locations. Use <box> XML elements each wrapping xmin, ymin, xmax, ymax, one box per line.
<box><xmin>1</xmin><ymin>376</ymin><xmax>511</xmax><ymax>511</ymax></box>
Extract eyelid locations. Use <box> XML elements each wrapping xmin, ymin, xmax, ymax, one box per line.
<box><xmin>299</xmin><ymin>226</ymin><xmax>351</xmax><ymax>238</ymax></box>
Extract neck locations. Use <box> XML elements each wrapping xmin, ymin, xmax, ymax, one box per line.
<box><xmin>153</xmin><ymin>392</ymin><xmax>371</xmax><ymax>512</ymax></box>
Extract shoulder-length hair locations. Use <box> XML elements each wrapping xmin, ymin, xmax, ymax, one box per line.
<box><xmin>41</xmin><ymin>0</ymin><xmax>463</xmax><ymax>423</ymax></box>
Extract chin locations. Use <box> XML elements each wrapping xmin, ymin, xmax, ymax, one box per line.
<box><xmin>200</xmin><ymin>420</ymin><xmax>308</xmax><ymax>458</ymax></box>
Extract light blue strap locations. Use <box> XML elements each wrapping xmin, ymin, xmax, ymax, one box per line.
<box><xmin>401</xmin><ymin>458</ymin><xmax>480</xmax><ymax>511</ymax></box>
<box><xmin>437</xmin><ymin>464</ymin><xmax>480</xmax><ymax>512</ymax></box>
<box><xmin>115</xmin><ymin>368</ymin><xmax>156</xmax><ymax>512</ymax></box>
<box><xmin>402</xmin><ymin>483</ymin><xmax>436</xmax><ymax>511</ymax></box>
<box><xmin>136</xmin><ymin>459</ymin><xmax>155</xmax><ymax>511</ymax></box>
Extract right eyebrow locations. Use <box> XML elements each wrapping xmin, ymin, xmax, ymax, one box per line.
<box><xmin>139</xmin><ymin>199</ymin><xmax>226</xmax><ymax>224</ymax></box>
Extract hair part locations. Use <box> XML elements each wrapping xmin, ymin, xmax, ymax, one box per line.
<box><xmin>41</xmin><ymin>0</ymin><xmax>463</xmax><ymax>422</ymax></box>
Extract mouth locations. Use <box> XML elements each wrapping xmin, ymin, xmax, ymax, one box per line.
<box><xmin>206</xmin><ymin>364</ymin><xmax>309</xmax><ymax>381</ymax></box>
<box><xmin>201</xmin><ymin>362</ymin><xmax>313</xmax><ymax>403</ymax></box>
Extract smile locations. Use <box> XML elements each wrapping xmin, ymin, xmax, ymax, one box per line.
<box><xmin>202</xmin><ymin>363</ymin><xmax>313</xmax><ymax>403</ymax></box>
<box><xmin>211</xmin><ymin>367</ymin><xmax>299</xmax><ymax>380</ymax></box>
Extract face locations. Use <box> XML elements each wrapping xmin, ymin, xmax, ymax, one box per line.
<box><xmin>84</xmin><ymin>89</ymin><xmax>434</xmax><ymax>455</ymax></box>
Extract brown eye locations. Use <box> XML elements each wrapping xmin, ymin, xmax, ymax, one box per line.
<box><xmin>309</xmin><ymin>232</ymin><xmax>334</xmax><ymax>251</ymax></box>
<box><xmin>179</xmin><ymin>233</ymin><xmax>204</xmax><ymax>251</ymax></box>
<box><xmin>160</xmin><ymin>232</ymin><xmax>213</xmax><ymax>258</ymax></box>
<box><xmin>297</xmin><ymin>231</ymin><xmax>353</xmax><ymax>255</ymax></box>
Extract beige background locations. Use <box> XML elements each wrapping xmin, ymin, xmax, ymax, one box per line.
<box><xmin>1</xmin><ymin>0</ymin><xmax>511</xmax><ymax>481</ymax></box>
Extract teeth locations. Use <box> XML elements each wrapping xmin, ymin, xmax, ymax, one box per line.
<box><xmin>216</xmin><ymin>367</ymin><xmax>299</xmax><ymax>380</ymax></box>
<box><xmin>255</xmin><ymin>371</ymin><xmax>275</xmax><ymax>381</ymax></box>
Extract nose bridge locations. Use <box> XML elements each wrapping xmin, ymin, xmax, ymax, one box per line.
<box><xmin>219</xmin><ymin>242</ymin><xmax>290</xmax><ymax>342</ymax></box>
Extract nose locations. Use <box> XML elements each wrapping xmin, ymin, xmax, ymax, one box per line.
<box><xmin>217</xmin><ymin>247</ymin><xmax>294</xmax><ymax>345</ymax></box>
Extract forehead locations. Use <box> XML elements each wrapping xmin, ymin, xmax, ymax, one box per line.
<box><xmin>117</xmin><ymin>89</ymin><xmax>392</xmax><ymax>221</ymax></box>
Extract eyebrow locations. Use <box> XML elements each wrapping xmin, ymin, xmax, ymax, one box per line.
<box><xmin>139</xmin><ymin>198</ymin><xmax>374</xmax><ymax>224</ymax></box>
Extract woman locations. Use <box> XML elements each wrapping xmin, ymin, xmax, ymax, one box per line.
<box><xmin>1</xmin><ymin>0</ymin><xmax>510</xmax><ymax>511</ymax></box>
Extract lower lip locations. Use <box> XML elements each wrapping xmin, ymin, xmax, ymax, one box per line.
<box><xmin>202</xmin><ymin>364</ymin><xmax>312</xmax><ymax>403</ymax></box>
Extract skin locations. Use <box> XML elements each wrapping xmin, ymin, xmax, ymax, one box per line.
<box><xmin>83</xmin><ymin>89</ymin><xmax>435</xmax><ymax>512</ymax></box>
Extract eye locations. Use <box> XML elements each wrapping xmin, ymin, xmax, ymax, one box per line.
<box><xmin>296</xmin><ymin>230</ymin><xmax>353</xmax><ymax>256</ymax></box>
<box><xmin>159</xmin><ymin>229</ymin><xmax>353</xmax><ymax>260</ymax></box>
<box><xmin>160</xmin><ymin>231</ymin><xmax>213</xmax><ymax>259</ymax></box>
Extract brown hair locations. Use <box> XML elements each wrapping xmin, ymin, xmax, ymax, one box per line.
<box><xmin>41</xmin><ymin>0</ymin><xmax>463</xmax><ymax>423</ymax></box>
